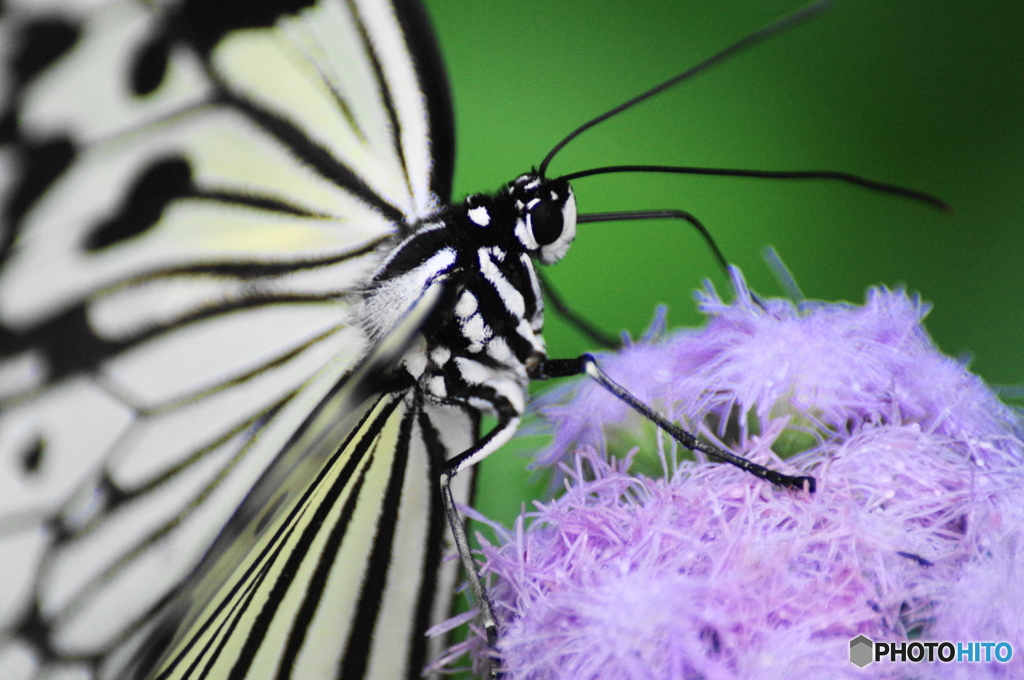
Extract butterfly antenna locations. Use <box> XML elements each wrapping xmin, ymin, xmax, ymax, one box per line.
<box><xmin>559</xmin><ymin>165</ymin><xmax>951</xmax><ymax>211</ymax></box>
<box><xmin>537</xmin><ymin>0</ymin><xmax>833</xmax><ymax>178</ymax></box>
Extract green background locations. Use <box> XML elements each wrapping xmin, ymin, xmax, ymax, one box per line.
<box><xmin>422</xmin><ymin>0</ymin><xmax>1024</xmax><ymax>524</ymax></box>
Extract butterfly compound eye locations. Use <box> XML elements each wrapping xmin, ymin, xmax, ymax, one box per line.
<box><xmin>509</xmin><ymin>174</ymin><xmax>577</xmax><ymax>264</ymax></box>
<box><xmin>534</xmin><ymin>180</ymin><xmax>576</xmax><ymax>265</ymax></box>
<box><xmin>528</xmin><ymin>200</ymin><xmax>564</xmax><ymax>246</ymax></box>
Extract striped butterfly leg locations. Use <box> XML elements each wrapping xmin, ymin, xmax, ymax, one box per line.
<box><xmin>536</xmin><ymin>355</ymin><xmax>816</xmax><ymax>492</ymax></box>
<box><xmin>439</xmin><ymin>388</ymin><xmax>522</xmax><ymax>680</ymax></box>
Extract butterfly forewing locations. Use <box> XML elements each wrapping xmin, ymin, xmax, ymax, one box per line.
<box><xmin>0</xmin><ymin>0</ymin><xmax>462</xmax><ymax>678</ymax></box>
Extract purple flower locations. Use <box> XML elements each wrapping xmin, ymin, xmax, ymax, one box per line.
<box><xmin>434</xmin><ymin>269</ymin><xmax>1024</xmax><ymax>679</ymax></box>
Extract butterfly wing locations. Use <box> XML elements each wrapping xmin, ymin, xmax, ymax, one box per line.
<box><xmin>140</xmin><ymin>391</ymin><xmax>460</xmax><ymax>680</ymax></box>
<box><xmin>134</xmin><ymin>282</ymin><xmax>475</xmax><ymax>680</ymax></box>
<box><xmin>0</xmin><ymin>0</ymin><xmax>461</xmax><ymax>678</ymax></box>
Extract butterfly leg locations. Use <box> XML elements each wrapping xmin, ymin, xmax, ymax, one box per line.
<box><xmin>536</xmin><ymin>354</ymin><xmax>816</xmax><ymax>491</ymax></box>
<box><xmin>439</xmin><ymin>386</ymin><xmax>522</xmax><ymax>679</ymax></box>
<box><xmin>536</xmin><ymin>268</ymin><xmax>619</xmax><ymax>348</ymax></box>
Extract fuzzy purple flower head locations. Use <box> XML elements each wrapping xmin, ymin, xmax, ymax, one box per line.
<box><xmin>433</xmin><ymin>269</ymin><xmax>1024</xmax><ymax>680</ymax></box>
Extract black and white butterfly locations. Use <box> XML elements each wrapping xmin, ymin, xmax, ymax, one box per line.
<box><xmin>0</xmin><ymin>0</ymin><xmax>953</xmax><ymax>679</ymax></box>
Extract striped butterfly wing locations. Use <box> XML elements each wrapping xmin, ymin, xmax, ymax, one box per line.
<box><xmin>0</xmin><ymin>0</ymin><xmax>466</xmax><ymax>678</ymax></box>
<box><xmin>141</xmin><ymin>391</ymin><xmax>443</xmax><ymax>680</ymax></box>
<box><xmin>135</xmin><ymin>287</ymin><xmax>475</xmax><ymax>680</ymax></box>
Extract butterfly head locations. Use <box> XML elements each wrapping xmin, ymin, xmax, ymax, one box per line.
<box><xmin>509</xmin><ymin>173</ymin><xmax>577</xmax><ymax>265</ymax></box>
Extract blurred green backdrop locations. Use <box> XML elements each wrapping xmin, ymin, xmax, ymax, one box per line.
<box><xmin>422</xmin><ymin>0</ymin><xmax>1024</xmax><ymax>524</ymax></box>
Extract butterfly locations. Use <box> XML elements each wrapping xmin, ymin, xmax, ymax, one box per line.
<box><xmin>0</xmin><ymin>1</ymin><xmax>949</xmax><ymax>679</ymax></box>
<box><xmin>0</xmin><ymin>1</ymin><xmax>476</xmax><ymax>677</ymax></box>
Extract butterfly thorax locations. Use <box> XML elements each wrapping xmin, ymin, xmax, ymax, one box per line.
<box><xmin>358</xmin><ymin>173</ymin><xmax>576</xmax><ymax>415</ymax></box>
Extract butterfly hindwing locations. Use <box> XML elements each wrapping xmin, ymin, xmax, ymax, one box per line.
<box><xmin>0</xmin><ymin>1</ymin><xmax>461</xmax><ymax>679</ymax></box>
<box><xmin>138</xmin><ymin>391</ymin><xmax>474</xmax><ymax>680</ymax></box>
<box><xmin>128</xmin><ymin>280</ymin><xmax>474</xmax><ymax>680</ymax></box>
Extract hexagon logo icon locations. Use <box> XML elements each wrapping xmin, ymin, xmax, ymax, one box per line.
<box><xmin>849</xmin><ymin>635</ymin><xmax>874</xmax><ymax>667</ymax></box>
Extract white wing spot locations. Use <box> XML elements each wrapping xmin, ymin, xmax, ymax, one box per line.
<box><xmin>427</xmin><ymin>375</ymin><xmax>447</xmax><ymax>398</ymax></box>
<box><xmin>430</xmin><ymin>347</ymin><xmax>451</xmax><ymax>366</ymax></box>
<box><xmin>487</xmin><ymin>337</ymin><xmax>513</xmax><ymax>364</ymax></box>
<box><xmin>461</xmin><ymin>313</ymin><xmax>491</xmax><ymax>352</ymax></box>
<box><xmin>455</xmin><ymin>291</ymin><xmax>478</xmax><ymax>318</ymax></box>
<box><xmin>468</xmin><ymin>206</ymin><xmax>491</xmax><ymax>227</ymax></box>
<box><xmin>454</xmin><ymin>356</ymin><xmax>496</xmax><ymax>387</ymax></box>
